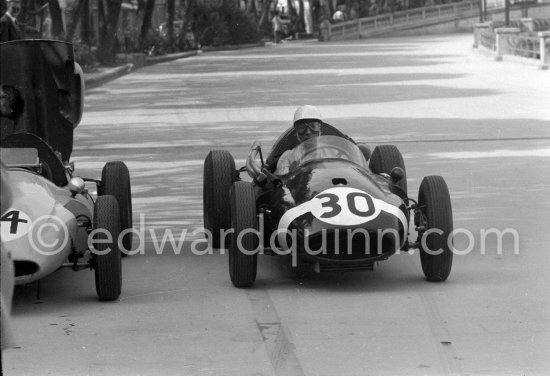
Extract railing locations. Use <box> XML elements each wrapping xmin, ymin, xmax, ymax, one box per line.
<box><xmin>479</xmin><ymin>29</ymin><xmax>497</xmax><ymax>50</ymax></box>
<box><xmin>474</xmin><ymin>21</ymin><xmax>550</xmax><ymax>69</ymax></box>
<box><xmin>507</xmin><ymin>34</ymin><xmax>541</xmax><ymax>58</ymax></box>
<box><xmin>320</xmin><ymin>0</ymin><xmax>478</xmax><ymax>41</ymax></box>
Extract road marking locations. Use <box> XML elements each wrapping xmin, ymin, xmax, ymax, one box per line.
<box><xmin>418</xmin><ymin>290</ymin><xmax>464</xmax><ymax>375</ymax></box>
<box><xmin>246</xmin><ymin>289</ymin><xmax>305</xmax><ymax>376</ymax></box>
<box><xmin>429</xmin><ymin>148</ymin><xmax>550</xmax><ymax>159</ymax></box>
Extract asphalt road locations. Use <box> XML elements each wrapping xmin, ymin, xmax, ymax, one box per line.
<box><xmin>3</xmin><ymin>34</ymin><xmax>550</xmax><ymax>375</ymax></box>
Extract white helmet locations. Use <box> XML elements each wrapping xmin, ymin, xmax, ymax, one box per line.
<box><xmin>293</xmin><ymin>105</ymin><xmax>322</xmax><ymax>125</ymax></box>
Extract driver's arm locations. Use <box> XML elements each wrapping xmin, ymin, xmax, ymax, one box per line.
<box><xmin>274</xmin><ymin>150</ymin><xmax>292</xmax><ymax>176</ymax></box>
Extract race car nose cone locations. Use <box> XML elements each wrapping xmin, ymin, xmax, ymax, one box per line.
<box><xmin>68</xmin><ymin>177</ymin><xmax>85</xmax><ymax>196</ymax></box>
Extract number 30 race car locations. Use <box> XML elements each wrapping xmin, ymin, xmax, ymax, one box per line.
<box><xmin>0</xmin><ymin>40</ymin><xmax>132</xmax><ymax>301</ymax></box>
<box><xmin>204</xmin><ymin>124</ymin><xmax>453</xmax><ymax>288</ymax></box>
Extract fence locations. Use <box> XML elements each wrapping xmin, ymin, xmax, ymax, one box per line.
<box><xmin>473</xmin><ymin>21</ymin><xmax>550</xmax><ymax>69</ymax></box>
<box><xmin>320</xmin><ymin>0</ymin><xmax>479</xmax><ymax>41</ymax></box>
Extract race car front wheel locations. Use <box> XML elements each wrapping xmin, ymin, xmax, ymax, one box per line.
<box><xmin>93</xmin><ymin>195</ymin><xmax>122</xmax><ymax>301</ymax></box>
<box><xmin>229</xmin><ymin>181</ymin><xmax>258</xmax><ymax>288</ymax></box>
<box><xmin>203</xmin><ymin>150</ymin><xmax>236</xmax><ymax>249</ymax></box>
<box><xmin>369</xmin><ymin>145</ymin><xmax>407</xmax><ymax>196</ymax></box>
<box><xmin>101</xmin><ymin>161</ymin><xmax>132</xmax><ymax>256</ymax></box>
<box><xmin>417</xmin><ymin>175</ymin><xmax>453</xmax><ymax>282</ymax></box>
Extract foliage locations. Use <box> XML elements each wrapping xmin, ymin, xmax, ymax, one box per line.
<box><xmin>192</xmin><ymin>4</ymin><xmax>261</xmax><ymax>46</ymax></box>
<box><xmin>141</xmin><ymin>28</ymin><xmax>170</xmax><ymax>56</ymax></box>
<box><xmin>72</xmin><ymin>38</ymin><xmax>98</xmax><ymax>71</ymax></box>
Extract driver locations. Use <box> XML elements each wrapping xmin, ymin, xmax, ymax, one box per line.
<box><xmin>0</xmin><ymin>85</ymin><xmax>25</xmax><ymax>139</ymax></box>
<box><xmin>275</xmin><ymin>105</ymin><xmax>322</xmax><ymax>176</ymax></box>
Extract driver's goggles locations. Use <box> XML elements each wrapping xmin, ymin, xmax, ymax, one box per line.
<box><xmin>295</xmin><ymin>122</ymin><xmax>321</xmax><ymax>135</ymax></box>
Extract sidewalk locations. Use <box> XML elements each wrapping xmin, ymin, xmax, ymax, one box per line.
<box><xmin>84</xmin><ymin>42</ymin><xmax>266</xmax><ymax>90</ymax></box>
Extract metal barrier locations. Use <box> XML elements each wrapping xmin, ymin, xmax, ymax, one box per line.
<box><xmin>474</xmin><ymin>20</ymin><xmax>550</xmax><ymax>69</ymax></box>
<box><xmin>480</xmin><ymin>29</ymin><xmax>497</xmax><ymax>50</ymax></box>
<box><xmin>507</xmin><ymin>34</ymin><xmax>540</xmax><ymax>58</ymax></box>
<box><xmin>324</xmin><ymin>0</ymin><xmax>478</xmax><ymax>40</ymax></box>
<box><xmin>499</xmin><ymin>31</ymin><xmax>550</xmax><ymax>68</ymax></box>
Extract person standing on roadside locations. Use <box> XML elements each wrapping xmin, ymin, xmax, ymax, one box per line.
<box><xmin>272</xmin><ymin>10</ymin><xmax>283</xmax><ymax>44</ymax></box>
<box><xmin>0</xmin><ymin>0</ymin><xmax>22</xmax><ymax>42</ymax></box>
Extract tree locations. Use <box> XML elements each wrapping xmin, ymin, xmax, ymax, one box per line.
<box><xmin>48</xmin><ymin>0</ymin><xmax>64</xmax><ymax>37</ymax></box>
<box><xmin>296</xmin><ymin>0</ymin><xmax>305</xmax><ymax>34</ymax></box>
<box><xmin>181</xmin><ymin>0</ymin><xmax>196</xmax><ymax>44</ymax></box>
<box><xmin>97</xmin><ymin>0</ymin><xmax>123</xmax><ymax>63</ymax></box>
<box><xmin>166</xmin><ymin>0</ymin><xmax>175</xmax><ymax>47</ymax></box>
<box><xmin>246</xmin><ymin>0</ymin><xmax>258</xmax><ymax>24</ymax></box>
<box><xmin>66</xmin><ymin>0</ymin><xmax>82</xmax><ymax>41</ymax></box>
<box><xmin>139</xmin><ymin>0</ymin><xmax>156</xmax><ymax>50</ymax></box>
<box><xmin>257</xmin><ymin>0</ymin><xmax>273</xmax><ymax>32</ymax></box>
<box><xmin>66</xmin><ymin>0</ymin><xmax>91</xmax><ymax>44</ymax></box>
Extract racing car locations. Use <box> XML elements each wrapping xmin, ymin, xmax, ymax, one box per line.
<box><xmin>0</xmin><ymin>40</ymin><xmax>132</xmax><ymax>301</ymax></box>
<box><xmin>204</xmin><ymin>123</ymin><xmax>453</xmax><ymax>287</ymax></box>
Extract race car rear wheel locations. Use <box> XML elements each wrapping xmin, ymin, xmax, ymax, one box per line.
<box><xmin>101</xmin><ymin>161</ymin><xmax>132</xmax><ymax>256</ymax></box>
<box><xmin>229</xmin><ymin>181</ymin><xmax>258</xmax><ymax>288</ymax></box>
<box><xmin>203</xmin><ymin>150</ymin><xmax>236</xmax><ymax>249</ymax></box>
<box><xmin>93</xmin><ymin>195</ymin><xmax>122</xmax><ymax>301</ymax></box>
<box><xmin>369</xmin><ymin>145</ymin><xmax>407</xmax><ymax>195</ymax></box>
<box><xmin>417</xmin><ymin>175</ymin><xmax>453</xmax><ymax>282</ymax></box>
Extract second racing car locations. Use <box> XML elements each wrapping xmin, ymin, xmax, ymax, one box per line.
<box><xmin>0</xmin><ymin>40</ymin><xmax>132</xmax><ymax>301</ymax></box>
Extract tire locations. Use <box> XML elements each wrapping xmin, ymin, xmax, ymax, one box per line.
<box><xmin>358</xmin><ymin>144</ymin><xmax>371</xmax><ymax>162</ymax></box>
<box><xmin>203</xmin><ymin>150</ymin><xmax>236</xmax><ymax>248</ymax></box>
<box><xmin>93</xmin><ymin>195</ymin><xmax>122</xmax><ymax>301</ymax></box>
<box><xmin>417</xmin><ymin>175</ymin><xmax>453</xmax><ymax>282</ymax></box>
<box><xmin>369</xmin><ymin>145</ymin><xmax>407</xmax><ymax>195</ymax></box>
<box><xmin>101</xmin><ymin>161</ymin><xmax>132</xmax><ymax>256</ymax></box>
<box><xmin>229</xmin><ymin>181</ymin><xmax>258</xmax><ymax>288</ymax></box>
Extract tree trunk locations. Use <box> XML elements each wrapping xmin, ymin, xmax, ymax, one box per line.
<box><xmin>221</xmin><ymin>0</ymin><xmax>234</xmax><ymax>8</ymax></box>
<box><xmin>48</xmin><ymin>0</ymin><xmax>64</xmax><ymax>37</ymax></box>
<box><xmin>257</xmin><ymin>0</ymin><xmax>273</xmax><ymax>31</ymax></box>
<box><xmin>181</xmin><ymin>0</ymin><xmax>195</xmax><ymax>49</ymax></box>
<box><xmin>66</xmin><ymin>0</ymin><xmax>83</xmax><ymax>41</ymax></box>
<box><xmin>81</xmin><ymin>0</ymin><xmax>91</xmax><ymax>45</ymax></box>
<box><xmin>286</xmin><ymin>0</ymin><xmax>297</xmax><ymax>16</ymax></box>
<box><xmin>167</xmin><ymin>0</ymin><xmax>175</xmax><ymax>47</ymax></box>
<box><xmin>320</xmin><ymin>0</ymin><xmax>332</xmax><ymax>19</ymax></box>
<box><xmin>297</xmin><ymin>0</ymin><xmax>304</xmax><ymax>33</ymax></box>
<box><xmin>97</xmin><ymin>0</ymin><xmax>123</xmax><ymax>64</ymax></box>
<box><xmin>247</xmin><ymin>0</ymin><xmax>258</xmax><ymax>24</ymax></box>
<box><xmin>139</xmin><ymin>0</ymin><xmax>156</xmax><ymax>49</ymax></box>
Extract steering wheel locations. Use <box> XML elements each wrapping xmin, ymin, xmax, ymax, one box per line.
<box><xmin>40</xmin><ymin>162</ymin><xmax>54</xmax><ymax>181</ymax></box>
<box><xmin>302</xmin><ymin>145</ymin><xmax>352</xmax><ymax>161</ymax></box>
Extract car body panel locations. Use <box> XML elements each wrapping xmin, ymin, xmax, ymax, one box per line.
<box><xmin>252</xmin><ymin>136</ymin><xmax>408</xmax><ymax>267</ymax></box>
<box><xmin>0</xmin><ymin>40</ymin><xmax>83</xmax><ymax>161</ymax></box>
<box><xmin>0</xmin><ymin>164</ymin><xmax>94</xmax><ymax>284</ymax></box>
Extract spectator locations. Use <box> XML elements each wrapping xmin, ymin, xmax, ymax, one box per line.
<box><xmin>0</xmin><ymin>85</ymin><xmax>24</xmax><ymax>123</ymax></box>
<box><xmin>42</xmin><ymin>7</ymin><xmax>53</xmax><ymax>39</ymax></box>
<box><xmin>368</xmin><ymin>0</ymin><xmax>379</xmax><ymax>16</ymax></box>
<box><xmin>0</xmin><ymin>0</ymin><xmax>22</xmax><ymax>42</ymax></box>
<box><xmin>272</xmin><ymin>10</ymin><xmax>283</xmax><ymax>44</ymax></box>
<box><xmin>333</xmin><ymin>7</ymin><xmax>345</xmax><ymax>22</ymax></box>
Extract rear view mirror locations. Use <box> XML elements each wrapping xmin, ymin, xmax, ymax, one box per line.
<box><xmin>71</xmin><ymin>62</ymin><xmax>84</xmax><ymax>127</ymax></box>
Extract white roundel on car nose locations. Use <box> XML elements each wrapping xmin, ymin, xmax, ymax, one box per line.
<box><xmin>1</xmin><ymin>209</ymin><xmax>32</xmax><ymax>241</ymax></box>
<box><xmin>278</xmin><ymin>187</ymin><xmax>407</xmax><ymax>231</ymax></box>
<box><xmin>311</xmin><ymin>187</ymin><xmax>389</xmax><ymax>226</ymax></box>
